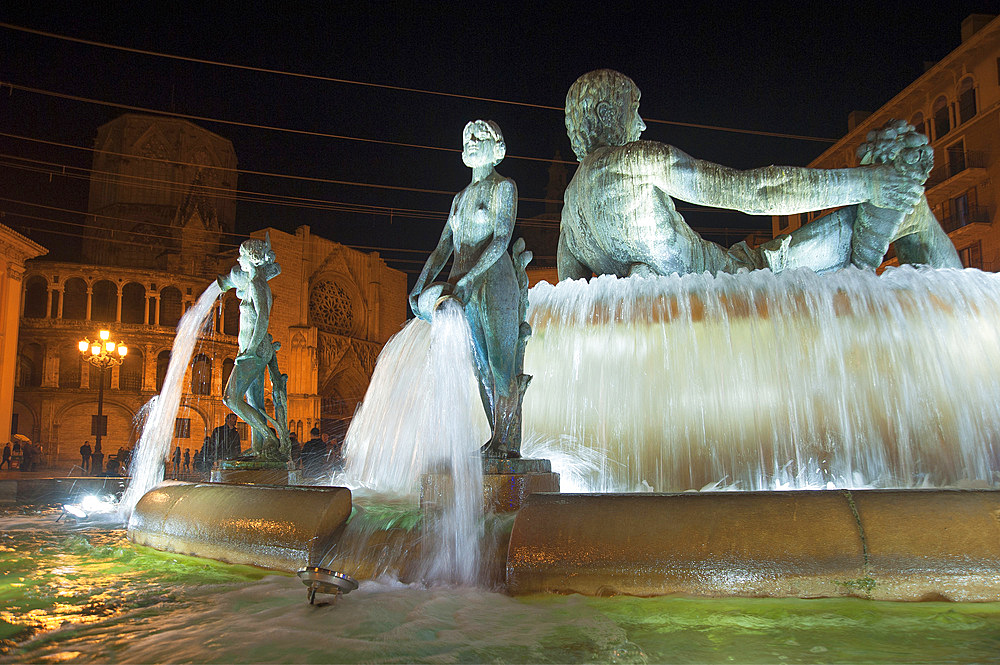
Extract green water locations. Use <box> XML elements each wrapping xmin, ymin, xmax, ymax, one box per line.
<box><xmin>2</xmin><ymin>507</ymin><xmax>999</xmax><ymax>664</ymax></box>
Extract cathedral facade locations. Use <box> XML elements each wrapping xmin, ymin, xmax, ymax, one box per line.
<box><xmin>14</xmin><ymin>114</ymin><xmax>405</xmax><ymax>468</ymax></box>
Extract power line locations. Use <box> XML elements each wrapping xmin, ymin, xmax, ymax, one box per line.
<box><xmin>0</xmin><ymin>81</ymin><xmax>568</xmax><ymax>165</ymax></box>
<box><xmin>0</xmin><ymin>22</ymin><xmax>838</xmax><ymax>144</ymax></box>
<box><xmin>0</xmin><ymin>131</ymin><xmax>562</xmax><ymax>205</ymax></box>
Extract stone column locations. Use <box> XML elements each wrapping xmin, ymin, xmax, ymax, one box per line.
<box><xmin>85</xmin><ymin>285</ymin><xmax>93</xmax><ymax>320</ymax></box>
<box><xmin>56</xmin><ymin>288</ymin><xmax>64</xmax><ymax>318</ymax></box>
<box><xmin>142</xmin><ymin>344</ymin><xmax>156</xmax><ymax>392</ymax></box>
<box><xmin>116</xmin><ymin>283</ymin><xmax>123</xmax><ymax>322</ymax></box>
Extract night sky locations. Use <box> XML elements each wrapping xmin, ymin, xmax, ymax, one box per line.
<box><xmin>1</xmin><ymin>1</ymin><xmax>996</xmax><ymax>275</ymax></box>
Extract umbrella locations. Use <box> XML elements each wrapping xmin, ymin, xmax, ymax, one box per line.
<box><xmin>12</xmin><ymin>433</ymin><xmax>30</xmax><ymax>443</ymax></box>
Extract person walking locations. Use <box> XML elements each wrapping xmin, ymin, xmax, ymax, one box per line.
<box><xmin>183</xmin><ymin>448</ymin><xmax>191</xmax><ymax>473</ymax></box>
<box><xmin>172</xmin><ymin>445</ymin><xmax>182</xmax><ymax>477</ymax></box>
<box><xmin>1</xmin><ymin>442</ymin><xmax>10</xmax><ymax>471</ymax></box>
<box><xmin>91</xmin><ymin>444</ymin><xmax>104</xmax><ymax>477</ymax></box>
<box><xmin>80</xmin><ymin>441</ymin><xmax>92</xmax><ymax>473</ymax></box>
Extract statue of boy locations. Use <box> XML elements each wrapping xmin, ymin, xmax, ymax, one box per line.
<box><xmin>410</xmin><ymin>120</ymin><xmax>532</xmax><ymax>459</ymax></box>
<box><xmin>217</xmin><ymin>235</ymin><xmax>291</xmax><ymax>461</ymax></box>
<box><xmin>558</xmin><ymin>69</ymin><xmax>959</xmax><ymax>280</ymax></box>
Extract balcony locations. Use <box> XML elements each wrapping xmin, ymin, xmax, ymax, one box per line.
<box><xmin>926</xmin><ymin>150</ymin><xmax>988</xmax><ymax>199</ymax></box>
<box><xmin>940</xmin><ymin>204</ymin><xmax>993</xmax><ymax>234</ymax></box>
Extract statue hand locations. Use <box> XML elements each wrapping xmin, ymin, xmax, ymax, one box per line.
<box><xmin>409</xmin><ymin>291</ymin><xmax>431</xmax><ymax>322</ymax></box>
<box><xmin>868</xmin><ymin>165</ymin><xmax>923</xmax><ymax>212</ymax></box>
<box><xmin>453</xmin><ymin>278</ymin><xmax>472</xmax><ymax>305</ymax></box>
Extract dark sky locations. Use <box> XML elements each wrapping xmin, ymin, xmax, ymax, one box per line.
<box><xmin>1</xmin><ymin>1</ymin><xmax>996</xmax><ymax>273</ymax></box>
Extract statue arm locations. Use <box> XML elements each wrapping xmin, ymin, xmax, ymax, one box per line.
<box><xmin>409</xmin><ymin>210</ymin><xmax>456</xmax><ymax>317</ymax></box>
<box><xmin>640</xmin><ymin>142</ymin><xmax>923</xmax><ymax>215</ymax></box>
<box><xmin>454</xmin><ymin>179</ymin><xmax>517</xmax><ymax>301</ymax></box>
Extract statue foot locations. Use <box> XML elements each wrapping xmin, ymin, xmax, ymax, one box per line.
<box><xmin>480</xmin><ymin>440</ymin><xmax>521</xmax><ymax>459</ymax></box>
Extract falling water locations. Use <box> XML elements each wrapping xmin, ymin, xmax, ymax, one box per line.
<box><xmin>119</xmin><ymin>282</ymin><xmax>223</xmax><ymax>518</ymax></box>
<box><xmin>342</xmin><ymin>301</ymin><xmax>485</xmax><ymax>584</ymax></box>
<box><xmin>523</xmin><ymin>266</ymin><xmax>1000</xmax><ymax>492</ymax></box>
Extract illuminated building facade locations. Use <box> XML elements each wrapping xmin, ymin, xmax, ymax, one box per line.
<box><xmin>14</xmin><ymin>115</ymin><xmax>405</xmax><ymax>468</ymax></box>
<box><xmin>773</xmin><ymin>14</ymin><xmax>1000</xmax><ymax>271</ymax></box>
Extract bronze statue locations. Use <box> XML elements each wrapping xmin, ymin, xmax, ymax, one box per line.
<box><xmin>217</xmin><ymin>235</ymin><xmax>291</xmax><ymax>461</ymax></box>
<box><xmin>410</xmin><ymin>120</ymin><xmax>532</xmax><ymax>459</ymax></box>
<box><xmin>558</xmin><ymin>69</ymin><xmax>959</xmax><ymax>280</ymax></box>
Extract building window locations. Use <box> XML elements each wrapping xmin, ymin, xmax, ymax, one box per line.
<box><xmin>91</xmin><ymin>415</ymin><xmax>108</xmax><ymax>437</ymax></box>
<box><xmin>174</xmin><ymin>418</ymin><xmax>191</xmax><ymax>439</ymax></box>
<box><xmin>909</xmin><ymin>112</ymin><xmax>925</xmax><ymax>138</ymax></box>
<box><xmin>58</xmin><ymin>345</ymin><xmax>81</xmax><ymax>388</ymax></box>
<box><xmin>800</xmin><ymin>212</ymin><xmax>810</xmax><ymax>227</ymax></box>
<box><xmin>222</xmin><ymin>358</ymin><xmax>235</xmax><ymax>393</ymax></box>
<box><xmin>932</xmin><ymin>97</ymin><xmax>950</xmax><ymax>139</ymax></box>
<box><xmin>23</xmin><ymin>276</ymin><xmax>47</xmax><ymax>318</ymax></box>
<box><xmin>120</xmin><ymin>349</ymin><xmax>143</xmax><ymax>392</ymax></box>
<box><xmin>958</xmin><ymin>78</ymin><xmax>976</xmax><ymax>124</ymax></box>
<box><xmin>158</xmin><ymin>286</ymin><xmax>183</xmax><ymax>328</ymax></box>
<box><xmin>155</xmin><ymin>350</ymin><xmax>171</xmax><ymax>392</ymax></box>
<box><xmin>777</xmin><ymin>215</ymin><xmax>789</xmax><ymax>231</ymax></box>
<box><xmin>16</xmin><ymin>343</ymin><xmax>43</xmax><ymax>387</ymax></box>
<box><xmin>191</xmin><ymin>354</ymin><xmax>212</xmax><ymax>395</ymax></box>
<box><xmin>946</xmin><ymin>140</ymin><xmax>967</xmax><ymax>176</ymax></box>
<box><xmin>958</xmin><ymin>242</ymin><xmax>982</xmax><ymax>270</ymax></box>
<box><xmin>121</xmin><ymin>282</ymin><xmax>146</xmax><ymax>324</ymax></box>
<box><xmin>62</xmin><ymin>278</ymin><xmax>88</xmax><ymax>320</ymax></box>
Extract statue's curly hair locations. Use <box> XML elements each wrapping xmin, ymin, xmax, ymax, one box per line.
<box><xmin>239</xmin><ymin>238</ymin><xmax>275</xmax><ymax>266</ymax></box>
<box><xmin>565</xmin><ymin>69</ymin><xmax>638</xmax><ymax>161</ymax></box>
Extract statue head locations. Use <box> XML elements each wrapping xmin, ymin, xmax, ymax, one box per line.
<box><xmin>237</xmin><ymin>233</ymin><xmax>280</xmax><ymax>279</ymax></box>
<box><xmin>565</xmin><ymin>69</ymin><xmax>646</xmax><ymax>161</ymax></box>
<box><xmin>461</xmin><ymin>120</ymin><xmax>505</xmax><ymax>168</ymax></box>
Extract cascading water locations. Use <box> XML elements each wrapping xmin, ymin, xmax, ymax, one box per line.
<box><xmin>119</xmin><ymin>282</ymin><xmax>222</xmax><ymax>518</ymax></box>
<box><xmin>341</xmin><ymin>301</ymin><xmax>485</xmax><ymax>585</ymax></box>
<box><xmin>523</xmin><ymin>265</ymin><xmax>1000</xmax><ymax>492</ymax></box>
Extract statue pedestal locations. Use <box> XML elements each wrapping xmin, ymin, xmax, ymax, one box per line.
<box><xmin>421</xmin><ymin>457</ymin><xmax>560</xmax><ymax>514</ymax></box>
<box><xmin>211</xmin><ymin>459</ymin><xmax>298</xmax><ymax>486</ymax></box>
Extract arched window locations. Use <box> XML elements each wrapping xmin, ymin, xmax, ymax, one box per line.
<box><xmin>58</xmin><ymin>345</ymin><xmax>81</xmax><ymax>388</ymax></box>
<box><xmin>958</xmin><ymin>78</ymin><xmax>976</xmax><ymax>124</ymax></box>
<box><xmin>932</xmin><ymin>96</ymin><xmax>950</xmax><ymax>139</ymax></box>
<box><xmin>156</xmin><ymin>350</ymin><xmax>171</xmax><ymax>392</ymax></box>
<box><xmin>91</xmin><ymin>280</ymin><xmax>118</xmax><ymax>322</ymax></box>
<box><xmin>17</xmin><ymin>343</ymin><xmax>43</xmax><ymax>387</ymax></box>
<box><xmin>23</xmin><ymin>276</ymin><xmax>48</xmax><ymax>318</ymax></box>
<box><xmin>62</xmin><ymin>278</ymin><xmax>88</xmax><ymax>320</ymax></box>
<box><xmin>221</xmin><ymin>357</ymin><xmax>235</xmax><ymax>393</ymax></box>
<box><xmin>120</xmin><ymin>348</ymin><xmax>143</xmax><ymax>392</ymax></box>
<box><xmin>191</xmin><ymin>354</ymin><xmax>212</xmax><ymax>395</ymax></box>
<box><xmin>121</xmin><ymin>283</ymin><xmax>146</xmax><ymax>324</ymax></box>
<box><xmin>223</xmin><ymin>295</ymin><xmax>240</xmax><ymax>336</ymax></box>
<box><xmin>158</xmin><ymin>286</ymin><xmax>183</xmax><ymax>328</ymax></box>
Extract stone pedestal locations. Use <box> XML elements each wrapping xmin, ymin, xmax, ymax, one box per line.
<box><xmin>421</xmin><ymin>457</ymin><xmax>560</xmax><ymax>514</ymax></box>
<box><xmin>211</xmin><ymin>459</ymin><xmax>298</xmax><ymax>485</ymax></box>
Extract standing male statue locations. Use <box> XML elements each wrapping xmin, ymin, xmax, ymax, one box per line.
<box><xmin>558</xmin><ymin>69</ymin><xmax>959</xmax><ymax>280</ymax></box>
<box><xmin>217</xmin><ymin>235</ymin><xmax>291</xmax><ymax>461</ymax></box>
<box><xmin>410</xmin><ymin>120</ymin><xmax>532</xmax><ymax>459</ymax></box>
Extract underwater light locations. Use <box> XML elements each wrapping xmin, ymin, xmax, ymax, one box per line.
<box><xmin>60</xmin><ymin>494</ymin><xmax>118</xmax><ymax>520</ymax></box>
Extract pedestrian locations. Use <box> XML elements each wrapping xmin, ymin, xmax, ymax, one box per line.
<box><xmin>328</xmin><ymin>433</ymin><xmax>344</xmax><ymax>472</ymax></box>
<box><xmin>172</xmin><ymin>445</ymin><xmax>182</xmax><ymax>476</ymax></box>
<box><xmin>302</xmin><ymin>428</ymin><xmax>325</xmax><ymax>478</ymax></box>
<box><xmin>91</xmin><ymin>444</ymin><xmax>104</xmax><ymax>476</ymax></box>
<box><xmin>1</xmin><ymin>442</ymin><xmax>10</xmax><ymax>470</ymax></box>
<box><xmin>11</xmin><ymin>442</ymin><xmax>23</xmax><ymax>471</ymax></box>
<box><xmin>289</xmin><ymin>431</ymin><xmax>301</xmax><ymax>467</ymax></box>
<box><xmin>205</xmin><ymin>414</ymin><xmax>241</xmax><ymax>467</ymax></box>
<box><xmin>183</xmin><ymin>448</ymin><xmax>191</xmax><ymax>472</ymax></box>
<box><xmin>80</xmin><ymin>441</ymin><xmax>92</xmax><ymax>473</ymax></box>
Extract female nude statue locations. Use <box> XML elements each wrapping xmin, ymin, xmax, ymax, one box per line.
<box><xmin>410</xmin><ymin>120</ymin><xmax>532</xmax><ymax>459</ymax></box>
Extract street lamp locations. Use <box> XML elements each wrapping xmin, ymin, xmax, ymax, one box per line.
<box><xmin>78</xmin><ymin>329</ymin><xmax>127</xmax><ymax>456</ymax></box>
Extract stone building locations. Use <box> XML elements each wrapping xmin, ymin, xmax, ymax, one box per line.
<box><xmin>773</xmin><ymin>14</ymin><xmax>1000</xmax><ymax>271</ymax></box>
<box><xmin>14</xmin><ymin>114</ymin><xmax>406</xmax><ymax>468</ymax></box>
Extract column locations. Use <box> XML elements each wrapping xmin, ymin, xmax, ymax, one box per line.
<box><xmin>142</xmin><ymin>344</ymin><xmax>156</xmax><ymax>392</ymax></box>
<box><xmin>116</xmin><ymin>284</ymin><xmax>123</xmax><ymax>322</ymax></box>
<box><xmin>45</xmin><ymin>285</ymin><xmax>52</xmax><ymax>318</ymax></box>
<box><xmin>143</xmin><ymin>295</ymin><xmax>150</xmax><ymax>325</ymax></box>
<box><xmin>56</xmin><ymin>288</ymin><xmax>64</xmax><ymax>318</ymax></box>
<box><xmin>85</xmin><ymin>285</ymin><xmax>93</xmax><ymax>320</ymax></box>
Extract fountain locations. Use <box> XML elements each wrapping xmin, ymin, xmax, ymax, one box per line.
<box><xmin>124</xmin><ymin>73</ymin><xmax>1000</xmax><ymax>604</ymax></box>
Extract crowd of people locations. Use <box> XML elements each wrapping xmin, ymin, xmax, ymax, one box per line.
<box><xmin>3</xmin><ymin>416</ymin><xmax>344</xmax><ymax>479</ymax></box>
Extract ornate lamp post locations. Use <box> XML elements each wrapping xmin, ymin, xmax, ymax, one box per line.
<box><xmin>78</xmin><ymin>330</ymin><xmax>127</xmax><ymax>455</ymax></box>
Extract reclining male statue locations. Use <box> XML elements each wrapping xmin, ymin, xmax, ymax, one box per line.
<box><xmin>558</xmin><ymin>69</ymin><xmax>960</xmax><ymax>280</ymax></box>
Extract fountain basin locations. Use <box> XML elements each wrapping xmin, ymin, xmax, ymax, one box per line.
<box><xmin>507</xmin><ymin>489</ymin><xmax>1000</xmax><ymax>601</ymax></box>
<box><xmin>127</xmin><ymin>482</ymin><xmax>352</xmax><ymax>571</ymax></box>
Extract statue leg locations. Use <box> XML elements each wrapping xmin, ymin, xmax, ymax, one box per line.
<box><xmin>223</xmin><ymin>357</ymin><xmax>280</xmax><ymax>458</ymax></box>
<box><xmin>892</xmin><ymin>198</ymin><xmax>962</xmax><ymax>268</ymax></box>
<box><xmin>476</xmin><ymin>259</ymin><xmax>524</xmax><ymax>458</ymax></box>
<box><xmin>464</xmin><ymin>298</ymin><xmax>496</xmax><ymax>432</ymax></box>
